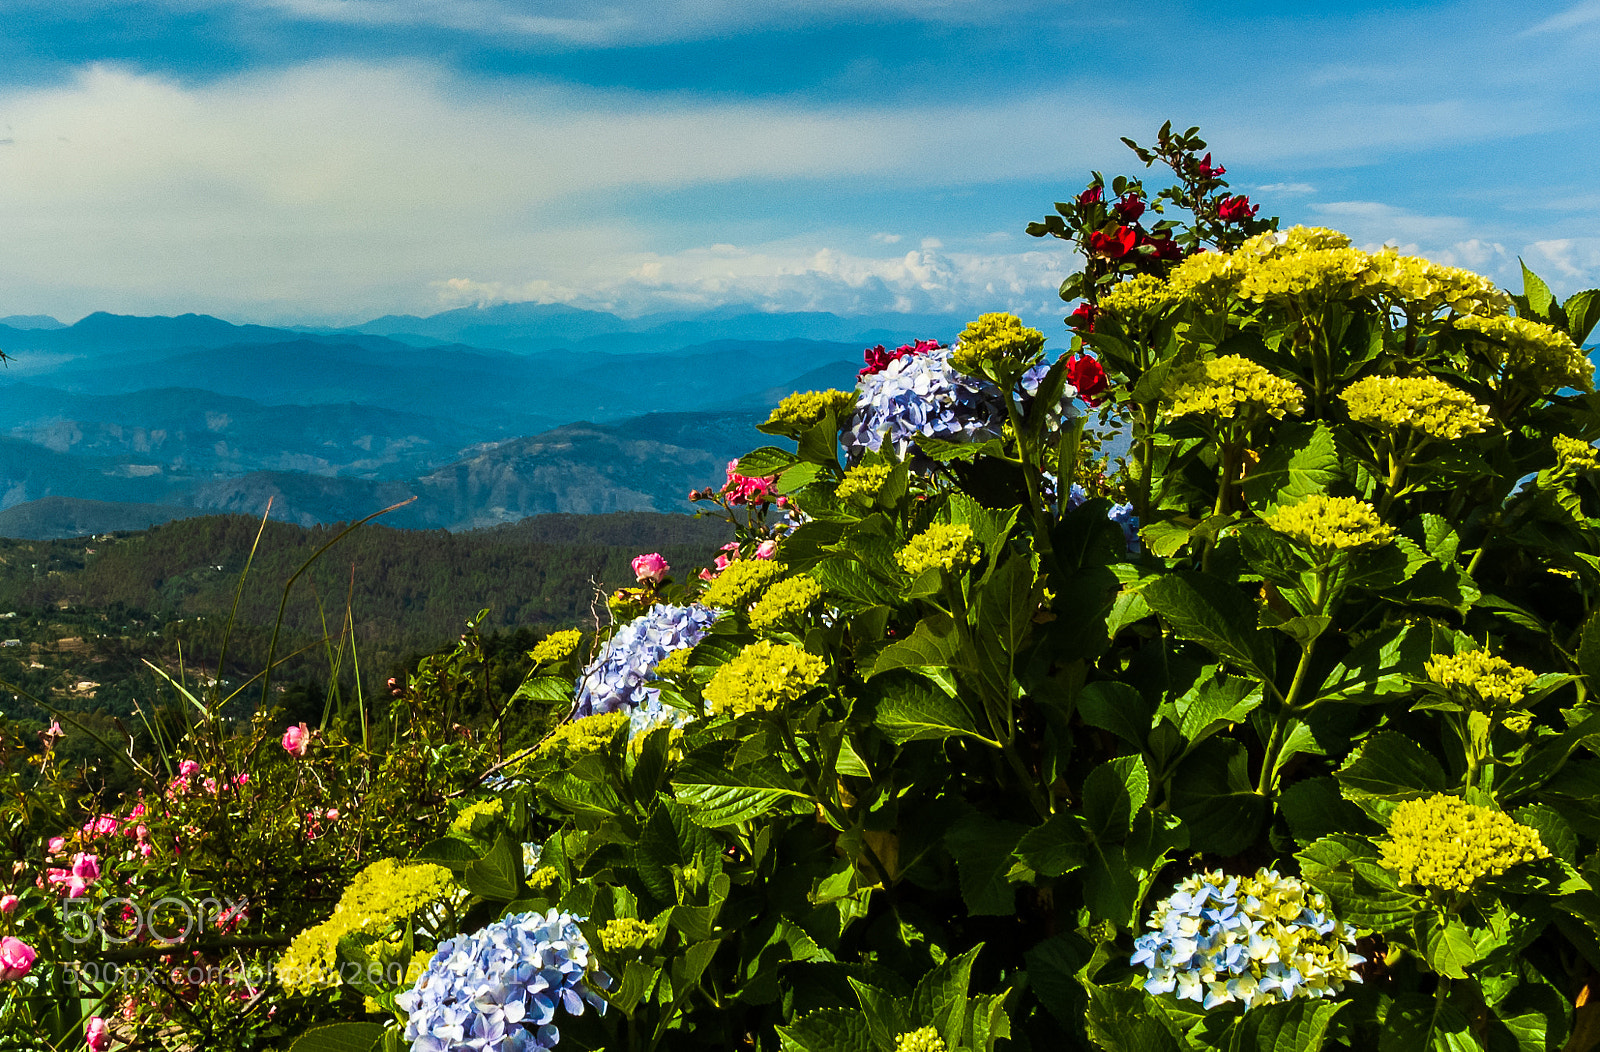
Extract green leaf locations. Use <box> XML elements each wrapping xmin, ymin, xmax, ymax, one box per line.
<box><xmin>1565</xmin><ymin>288</ymin><xmax>1600</xmax><ymax>345</ymax></box>
<box><xmin>1521</xmin><ymin>260</ymin><xmax>1556</xmax><ymax>319</ymax></box>
<box><xmin>849</xmin><ymin>978</ymin><xmax>909</xmax><ymax>1052</ymax></box>
<box><xmin>1023</xmin><ymin>932</ymin><xmax>1092</xmax><ymax>1028</ymax></box>
<box><xmin>1078</xmin><ymin>681</ymin><xmax>1154</xmax><ymax>749</ymax></box>
<box><xmin>671</xmin><ymin>774</ymin><xmax>806</xmax><ymax>827</ymax></box>
<box><xmin>1083</xmin><ymin>980</ymin><xmax>1182</xmax><ymax>1052</ymax></box>
<box><xmin>872</xmin><ymin>678</ymin><xmax>993</xmax><ymax>745</ymax></box>
<box><xmin>1280</xmin><ymin>776</ymin><xmax>1377</xmax><ymax>847</ymax></box>
<box><xmin>1013</xmin><ymin>812</ymin><xmax>1088</xmax><ymax>878</ymax></box>
<box><xmin>462</xmin><ymin>835</ymin><xmax>521</xmax><ymax>902</ymax></box>
<box><xmin>1381</xmin><ymin>992</ymin><xmax>1478</xmax><ymax>1052</ymax></box>
<box><xmin>911</xmin><ymin>945</ymin><xmax>981</xmax><ymax>1048</ymax></box>
<box><xmin>869</xmin><ymin>613</ymin><xmax>970</xmax><ymax>678</ymax></box>
<box><xmin>1141</xmin><ymin>571</ymin><xmax>1275</xmax><ymax>680</ymax></box>
<box><xmin>1083</xmin><ymin>840</ymin><xmax>1141</xmax><ymax>929</ymax></box>
<box><xmin>1242</xmin><ymin>421</ymin><xmax>1341</xmax><ymax>510</ymax></box>
<box><xmin>779</xmin><ymin>461</ymin><xmax>825</xmax><ymax>494</ymax></box>
<box><xmin>1511</xmin><ymin>803</ymin><xmax>1579</xmax><ymax>862</ymax></box>
<box><xmin>971</xmin><ymin>550</ymin><xmax>1039</xmax><ymax>705</ymax></box>
<box><xmin>1083</xmin><ymin>755</ymin><xmax>1150</xmax><ymax>841</ymax></box>
<box><xmin>779</xmin><ymin>1008</ymin><xmax>874</xmax><ymax>1052</ymax></box>
<box><xmin>1169</xmin><ymin>739</ymin><xmax>1266</xmax><ymax>856</ymax></box>
<box><xmin>1314</xmin><ymin>623</ymin><xmax>1432</xmax><ymax>704</ymax></box>
<box><xmin>1419</xmin><ymin>913</ymin><xmax>1479</xmax><ymax>979</ymax></box>
<box><xmin>1297</xmin><ymin>835</ymin><xmax>1424</xmax><ymax>932</ymax></box>
<box><xmin>1335</xmin><ymin>730</ymin><xmax>1446</xmax><ymax>821</ymax></box>
<box><xmin>1578</xmin><ymin>609</ymin><xmax>1600</xmax><ymax>698</ymax></box>
<box><xmin>945</xmin><ymin>815</ymin><xmax>1027</xmax><ymax>916</ymax></box>
<box><xmin>411</xmin><ymin>836</ymin><xmax>482</xmax><ymax>871</ymax></box>
<box><xmin>811</xmin><ymin>557</ymin><xmax>904</xmax><ymax>608</ymax></box>
<box><xmin>1227</xmin><ymin>998</ymin><xmax>1344</xmax><ymax>1052</ymax></box>
<box><xmin>738</xmin><ymin>446</ymin><xmax>800</xmax><ymax>477</ymax></box>
<box><xmin>289</xmin><ymin>1024</ymin><xmax>386</xmax><ymax>1052</ymax></box>
<box><xmin>1271</xmin><ymin>615</ymin><xmax>1332</xmax><ymax>646</ymax></box>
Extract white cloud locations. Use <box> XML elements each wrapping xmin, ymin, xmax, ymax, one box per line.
<box><xmin>1524</xmin><ymin>0</ymin><xmax>1600</xmax><ymax>34</ymax></box>
<box><xmin>1257</xmin><ymin>182</ymin><xmax>1316</xmax><ymax>194</ymax></box>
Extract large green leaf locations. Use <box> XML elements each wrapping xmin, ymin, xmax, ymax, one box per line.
<box><xmin>1380</xmin><ymin>992</ymin><xmax>1477</xmax><ymax>1052</ymax></box>
<box><xmin>1078</xmin><ymin>681</ymin><xmax>1154</xmax><ymax>749</ymax></box>
<box><xmin>1521</xmin><ymin>260</ymin><xmax>1556</xmax><ymax>319</ymax></box>
<box><xmin>1242</xmin><ymin>421</ymin><xmax>1341</xmax><ymax>511</ymax></box>
<box><xmin>1227</xmin><ymin>998</ymin><xmax>1344</xmax><ymax>1052</ymax></box>
<box><xmin>289</xmin><ymin>1024</ymin><xmax>386</xmax><ymax>1052</ymax></box>
<box><xmin>911</xmin><ymin>945</ymin><xmax>981</xmax><ymax>1048</ymax></box>
<box><xmin>462</xmin><ymin>835</ymin><xmax>521</xmax><ymax>902</ymax></box>
<box><xmin>1314</xmin><ymin>623</ymin><xmax>1432</xmax><ymax>704</ymax></box>
<box><xmin>1013</xmin><ymin>812</ymin><xmax>1088</xmax><ymax>878</ymax></box>
<box><xmin>869</xmin><ymin>613</ymin><xmax>970</xmax><ymax>678</ymax></box>
<box><xmin>1565</xmin><ymin>288</ymin><xmax>1600</xmax><ymax>345</ymax></box>
<box><xmin>1578</xmin><ymin>609</ymin><xmax>1600</xmax><ymax>698</ymax></box>
<box><xmin>671</xmin><ymin>766</ymin><xmax>809</xmax><ymax>827</ymax></box>
<box><xmin>945</xmin><ymin>814</ymin><xmax>1028</xmax><ymax>915</ymax></box>
<box><xmin>1297</xmin><ymin>835</ymin><xmax>1424</xmax><ymax>932</ymax></box>
<box><xmin>738</xmin><ymin>446</ymin><xmax>800</xmax><ymax>477</ymax></box>
<box><xmin>1083</xmin><ymin>755</ymin><xmax>1150</xmax><ymax>841</ymax></box>
<box><xmin>971</xmin><ymin>551</ymin><xmax>1038</xmax><ymax>706</ymax></box>
<box><xmin>1418</xmin><ymin>913</ymin><xmax>1479</xmax><ymax>979</ymax></box>
<box><xmin>1023</xmin><ymin>932</ymin><xmax>1092</xmax><ymax>1028</ymax></box>
<box><xmin>1083</xmin><ymin>981</ymin><xmax>1182</xmax><ymax>1052</ymax></box>
<box><xmin>1334</xmin><ymin>730</ymin><xmax>1446</xmax><ymax>821</ymax></box>
<box><xmin>1141</xmin><ymin>571</ymin><xmax>1275</xmax><ymax>680</ymax></box>
<box><xmin>872</xmin><ymin>678</ymin><xmax>992</xmax><ymax>745</ymax></box>
<box><xmin>779</xmin><ymin>1009</ymin><xmax>874</xmax><ymax>1052</ymax></box>
<box><xmin>1169</xmin><ymin>739</ymin><xmax>1266</xmax><ymax>856</ymax></box>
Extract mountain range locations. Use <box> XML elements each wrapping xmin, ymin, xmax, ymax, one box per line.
<box><xmin>0</xmin><ymin>303</ymin><xmax>965</xmax><ymax>537</ymax></box>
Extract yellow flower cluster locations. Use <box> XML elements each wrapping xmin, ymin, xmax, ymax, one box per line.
<box><xmin>599</xmin><ymin>917</ymin><xmax>659</xmax><ymax>954</ymax></box>
<box><xmin>1381</xmin><ymin>794</ymin><xmax>1549</xmax><ymax>893</ymax></box>
<box><xmin>837</xmin><ymin>462</ymin><xmax>892</xmax><ymax>504</ymax></box>
<box><xmin>277</xmin><ymin>858</ymin><xmax>459</xmax><ymax>993</ymax></box>
<box><xmin>1239</xmin><ymin>226</ymin><xmax>1354</xmax><ymax>257</ymax></box>
<box><xmin>1099</xmin><ymin>274</ymin><xmax>1176</xmax><ymax>322</ymax></box>
<box><xmin>1162</xmin><ymin>355</ymin><xmax>1305</xmax><ymax>422</ymax></box>
<box><xmin>653</xmin><ymin>647</ymin><xmax>695</xmax><ymax>677</ymax></box>
<box><xmin>764</xmin><ymin>389</ymin><xmax>858</xmax><ymax>432</ymax></box>
<box><xmin>701</xmin><ymin>558</ymin><xmax>786</xmax><ymax>609</ymax></box>
<box><xmin>1454</xmin><ymin>314</ymin><xmax>1594</xmax><ymax>392</ymax></box>
<box><xmin>703</xmin><ymin>640</ymin><xmax>827</xmax><ymax>716</ymax></box>
<box><xmin>527</xmin><ymin>866</ymin><xmax>561</xmax><ymax>893</ymax></box>
<box><xmin>1424</xmin><ymin>650</ymin><xmax>1538</xmax><ymax>709</ymax></box>
<box><xmin>748</xmin><ymin>574</ymin><xmax>823</xmax><ymax>633</ymax></box>
<box><xmin>1554</xmin><ymin>434</ymin><xmax>1600</xmax><ymax>473</ymax></box>
<box><xmin>1236</xmin><ymin>247</ymin><xmax>1375</xmax><ymax>304</ymax></box>
<box><xmin>1366</xmin><ymin>249</ymin><xmax>1509</xmax><ymax>317</ymax></box>
<box><xmin>449</xmin><ymin>798</ymin><xmax>504</xmax><ymax>838</ymax></box>
<box><xmin>1339</xmin><ymin>375</ymin><xmax>1491</xmax><ymax>441</ymax></box>
<box><xmin>530</xmin><ymin>629</ymin><xmax>583</xmax><ymax>666</ymax></box>
<box><xmin>896</xmin><ymin>523</ymin><xmax>981</xmax><ymax>577</ymax></box>
<box><xmin>1262</xmin><ymin>494</ymin><xmax>1395</xmax><ymax>551</ymax></box>
<box><xmin>536</xmin><ymin>712</ymin><xmax>628</xmax><ymax>758</ymax></box>
<box><xmin>950</xmin><ymin>312</ymin><xmax>1046</xmax><ymax>375</ymax></box>
<box><xmin>1165</xmin><ymin>248</ymin><xmax>1238</xmax><ymax>301</ymax></box>
<box><xmin>893</xmin><ymin>1028</ymin><xmax>947</xmax><ymax>1052</ymax></box>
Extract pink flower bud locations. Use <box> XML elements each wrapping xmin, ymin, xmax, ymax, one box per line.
<box><xmin>281</xmin><ymin>723</ymin><xmax>312</xmax><ymax>758</ymax></box>
<box><xmin>178</xmin><ymin>760</ymin><xmax>199</xmax><ymax>778</ymax></box>
<box><xmin>631</xmin><ymin>553</ymin><xmax>670</xmax><ymax>585</ymax></box>
<box><xmin>0</xmin><ymin>895</ymin><xmax>17</xmax><ymax>914</ymax></box>
<box><xmin>47</xmin><ymin>837</ymin><xmax>65</xmax><ymax>855</ymax></box>
<box><xmin>86</xmin><ymin>1016</ymin><xmax>111</xmax><ymax>1052</ymax></box>
<box><xmin>70</xmin><ymin>853</ymin><xmax>100</xmax><ymax>883</ymax></box>
<box><xmin>755</xmin><ymin>540</ymin><xmax>777</xmax><ymax>560</ymax></box>
<box><xmin>0</xmin><ymin>936</ymin><xmax>35</xmax><ymax>981</ymax></box>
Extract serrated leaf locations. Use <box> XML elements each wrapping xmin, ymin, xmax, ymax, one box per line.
<box><xmin>738</xmin><ymin>446</ymin><xmax>799</xmax><ymax>477</ymax></box>
<box><xmin>911</xmin><ymin>945</ymin><xmax>982</xmax><ymax>1048</ymax></box>
<box><xmin>1083</xmin><ymin>755</ymin><xmax>1150</xmax><ymax>841</ymax></box>
<box><xmin>1419</xmin><ymin>913</ymin><xmax>1479</xmax><ymax>979</ymax></box>
<box><xmin>1578</xmin><ymin>609</ymin><xmax>1600</xmax><ymax>697</ymax></box>
<box><xmin>289</xmin><ymin>1023</ymin><xmax>386</xmax><ymax>1052</ymax></box>
<box><xmin>1315</xmin><ymin>623</ymin><xmax>1432</xmax><ymax>704</ymax></box>
<box><xmin>779</xmin><ymin>1008</ymin><xmax>874</xmax><ymax>1052</ymax></box>
<box><xmin>1565</xmin><ymin>288</ymin><xmax>1600</xmax><ymax>345</ymax></box>
<box><xmin>1142</xmin><ymin>571</ymin><xmax>1275</xmax><ymax>680</ymax></box>
<box><xmin>872</xmin><ymin>678</ymin><xmax>992</xmax><ymax>745</ymax></box>
<box><xmin>1335</xmin><ymin>730</ymin><xmax>1446</xmax><ymax>820</ymax></box>
<box><xmin>1297</xmin><ymin>835</ymin><xmax>1425</xmax><ymax>931</ymax></box>
<box><xmin>462</xmin><ymin>835</ymin><xmax>521</xmax><ymax>902</ymax></box>
<box><xmin>1169</xmin><ymin>738</ymin><xmax>1265</xmax><ymax>856</ymax></box>
<box><xmin>1227</xmin><ymin>998</ymin><xmax>1344</xmax><ymax>1052</ymax></box>
<box><xmin>1078</xmin><ymin>680</ymin><xmax>1154</xmax><ymax>748</ymax></box>
<box><xmin>1084</xmin><ymin>980</ymin><xmax>1183</xmax><ymax>1052</ymax></box>
<box><xmin>945</xmin><ymin>816</ymin><xmax>1027</xmax><ymax>916</ymax></box>
<box><xmin>1242</xmin><ymin>421</ymin><xmax>1341</xmax><ymax>510</ymax></box>
<box><xmin>1014</xmin><ymin>812</ymin><xmax>1088</xmax><ymax>878</ymax></box>
<box><xmin>869</xmin><ymin>612</ymin><xmax>970</xmax><ymax>678</ymax></box>
<box><xmin>1522</xmin><ymin>260</ymin><xmax>1556</xmax><ymax>319</ymax></box>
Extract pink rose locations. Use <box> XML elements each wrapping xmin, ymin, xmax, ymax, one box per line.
<box><xmin>0</xmin><ymin>936</ymin><xmax>35</xmax><ymax>981</ymax></box>
<box><xmin>755</xmin><ymin>540</ymin><xmax>777</xmax><ymax>560</ymax></box>
<box><xmin>177</xmin><ymin>760</ymin><xmax>199</xmax><ymax>778</ymax></box>
<box><xmin>47</xmin><ymin>837</ymin><xmax>65</xmax><ymax>855</ymax></box>
<box><xmin>281</xmin><ymin>723</ymin><xmax>311</xmax><ymax>758</ymax></box>
<box><xmin>0</xmin><ymin>895</ymin><xmax>17</xmax><ymax>914</ymax></box>
<box><xmin>71</xmin><ymin>853</ymin><xmax>100</xmax><ymax>883</ymax></box>
<box><xmin>631</xmin><ymin>553</ymin><xmax>669</xmax><ymax>585</ymax></box>
<box><xmin>86</xmin><ymin>1016</ymin><xmax>111</xmax><ymax>1052</ymax></box>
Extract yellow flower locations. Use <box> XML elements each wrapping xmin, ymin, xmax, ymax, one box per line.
<box><xmin>1454</xmin><ymin>313</ymin><xmax>1594</xmax><ymax>392</ymax></box>
<box><xmin>448</xmin><ymin>798</ymin><xmax>504</xmax><ymax>838</ymax></box>
<box><xmin>1425</xmin><ymin>650</ymin><xmax>1538</xmax><ymax>710</ymax></box>
<box><xmin>1099</xmin><ymin>274</ymin><xmax>1177</xmax><ymax>323</ymax></box>
<box><xmin>747</xmin><ymin>575</ymin><xmax>823</xmax><ymax>633</ymax></box>
<box><xmin>701</xmin><ymin>558</ymin><xmax>786</xmax><ymax>609</ymax></box>
<box><xmin>764</xmin><ymin>389</ymin><xmax>858</xmax><ymax>432</ymax></box>
<box><xmin>652</xmin><ymin>647</ymin><xmax>695</xmax><ymax>678</ymax></box>
<box><xmin>529</xmin><ymin>629</ymin><xmax>583</xmax><ymax>666</ymax></box>
<box><xmin>950</xmin><ymin>312</ymin><xmax>1046</xmax><ymax>375</ymax></box>
<box><xmin>1162</xmin><ymin>355</ymin><xmax>1305</xmax><ymax>422</ymax></box>
<box><xmin>1238</xmin><ymin>226</ymin><xmax>1354</xmax><ymax>258</ymax></box>
<box><xmin>599</xmin><ymin>917</ymin><xmax>659</xmax><ymax>954</ymax></box>
<box><xmin>1365</xmin><ymin>249</ymin><xmax>1510</xmax><ymax>317</ymax></box>
<box><xmin>1262</xmin><ymin>494</ymin><xmax>1394</xmax><ymax>551</ymax></box>
<box><xmin>1554</xmin><ymin>435</ymin><xmax>1600</xmax><ymax>473</ymax></box>
<box><xmin>703</xmin><ymin>640</ymin><xmax>827</xmax><ymax>716</ymax></box>
<box><xmin>1235</xmin><ymin>246</ymin><xmax>1375</xmax><ymax>304</ymax></box>
<box><xmin>1166</xmin><ymin>248</ymin><xmax>1239</xmax><ymax>301</ymax></box>
<box><xmin>837</xmin><ymin>462</ymin><xmax>892</xmax><ymax>504</ymax></box>
<box><xmin>1381</xmin><ymin>794</ymin><xmax>1549</xmax><ymax>893</ymax></box>
<box><xmin>536</xmin><ymin>712</ymin><xmax>628</xmax><ymax>758</ymax></box>
<box><xmin>894</xmin><ymin>1028</ymin><xmax>947</xmax><ymax>1052</ymax></box>
<box><xmin>277</xmin><ymin>858</ymin><xmax>460</xmax><ymax>993</ymax></box>
<box><xmin>527</xmin><ymin>866</ymin><xmax>561</xmax><ymax>893</ymax></box>
<box><xmin>896</xmin><ymin>523</ymin><xmax>981</xmax><ymax>577</ymax></box>
<box><xmin>1339</xmin><ymin>375</ymin><xmax>1491</xmax><ymax>441</ymax></box>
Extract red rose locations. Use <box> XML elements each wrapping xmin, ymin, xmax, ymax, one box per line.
<box><xmin>1114</xmin><ymin>194</ymin><xmax>1145</xmax><ymax>222</ymax></box>
<box><xmin>1143</xmin><ymin>231</ymin><xmax>1185</xmax><ymax>261</ymax></box>
<box><xmin>1066</xmin><ymin>354</ymin><xmax>1110</xmax><ymax>406</ymax></box>
<box><xmin>1196</xmin><ymin>152</ymin><xmax>1225</xmax><ymax>179</ymax></box>
<box><xmin>1067</xmin><ymin>303</ymin><xmax>1096</xmax><ymax>333</ymax></box>
<box><xmin>1088</xmin><ymin>225</ymin><xmax>1138</xmax><ymax>259</ymax></box>
<box><xmin>1078</xmin><ymin>184</ymin><xmax>1103</xmax><ymax>208</ymax></box>
<box><xmin>1218</xmin><ymin>195</ymin><xmax>1258</xmax><ymax>223</ymax></box>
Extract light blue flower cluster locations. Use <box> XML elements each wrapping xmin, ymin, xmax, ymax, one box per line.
<box><xmin>398</xmin><ymin>909</ymin><xmax>610</xmax><ymax>1052</ymax></box>
<box><xmin>572</xmin><ymin>604</ymin><xmax>718</xmax><ymax>718</ymax></box>
<box><xmin>1131</xmin><ymin>869</ymin><xmax>1363</xmax><ymax>1010</ymax></box>
<box><xmin>845</xmin><ymin>344</ymin><xmax>1006</xmax><ymax>458</ymax></box>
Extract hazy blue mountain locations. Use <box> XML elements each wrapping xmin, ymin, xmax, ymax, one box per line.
<box><xmin>0</xmin><ymin>496</ymin><xmax>208</xmax><ymax>539</ymax></box>
<box><xmin>0</xmin><ymin>315</ymin><xmax>65</xmax><ymax>330</ymax></box>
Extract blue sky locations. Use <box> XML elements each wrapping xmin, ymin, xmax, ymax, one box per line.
<box><xmin>0</xmin><ymin>0</ymin><xmax>1596</xmax><ymax>327</ymax></box>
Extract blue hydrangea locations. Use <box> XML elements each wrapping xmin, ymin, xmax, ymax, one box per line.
<box><xmin>1131</xmin><ymin>869</ymin><xmax>1363</xmax><ymax>1010</ymax></box>
<box><xmin>1016</xmin><ymin>359</ymin><xmax>1081</xmax><ymax>430</ymax></box>
<box><xmin>398</xmin><ymin>909</ymin><xmax>609</xmax><ymax>1052</ymax></box>
<box><xmin>572</xmin><ymin>604</ymin><xmax>718</xmax><ymax>718</ymax></box>
<box><xmin>845</xmin><ymin>344</ymin><xmax>1005</xmax><ymax>458</ymax></box>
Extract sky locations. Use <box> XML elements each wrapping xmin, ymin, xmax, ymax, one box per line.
<box><xmin>0</xmin><ymin>0</ymin><xmax>1597</xmax><ymax>328</ymax></box>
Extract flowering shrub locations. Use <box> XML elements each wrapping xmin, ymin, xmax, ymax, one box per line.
<box><xmin>10</xmin><ymin>124</ymin><xmax>1600</xmax><ymax>1052</ymax></box>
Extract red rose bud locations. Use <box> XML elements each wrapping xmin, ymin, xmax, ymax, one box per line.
<box><xmin>1218</xmin><ymin>195</ymin><xmax>1258</xmax><ymax>222</ymax></box>
<box><xmin>1067</xmin><ymin>303</ymin><xmax>1096</xmax><ymax>333</ymax></box>
<box><xmin>1078</xmin><ymin>184</ymin><xmax>1103</xmax><ymax>208</ymax></box>
<box><xmin>1088</xmin><ymin>226</ymin><xmax>1138</xmax><ymax>259</ymax></box>
<box><xmin>1113</xmin><ymin>194</ymin><xmax>1145</xmax><ymax>222</ymax></box>
<box><xmin>1066</xmin><ymin>354</ymin><xmax>1110</xmax><ymax>406</ymax></box>
<box><xmin>1196</xmin><ymin>152</ymin><xmax>1225</xmax><ymax>179</ymax></box>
